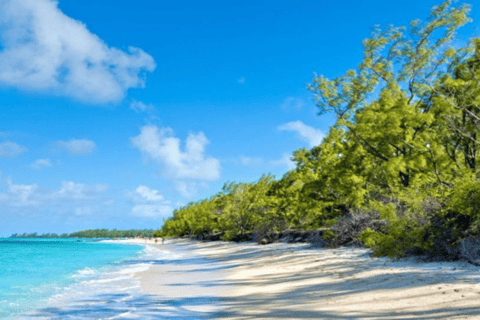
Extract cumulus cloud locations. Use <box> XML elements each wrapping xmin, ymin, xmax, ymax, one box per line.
<box><xmin>128</xmin><ymin>185</ymin><xmax>165</xmax><ymax>202</ymax></box>
<box><xmin>0</xmin><ymin>0</ymin><xmax>156</xmax><ymax>103</ymax></box>
<box><xmin>131</xmin><ymin>125</ymin><xmax>221</xmax><ymax>181</ymax></box>
<box><xmin>31</xmin><ymin>158</ymin><xmax>53</xmax><ymax>169</ymax></box>
<box><xmin>55</xmin><ymin>139</ymin><xmax>96</xmax><ymax>155</ymax></box>
<box><xmin>127</xmin><ymin>185</ymin><xmax>172</xmax><ymax>218</ymax></box>
<box><xmin>0</xmin><ymin>178</ymin><xmax>40</xmax><ymax>207</ymax></box>
<box><xmin>0</xmin><ymin>178</ymin><xmax>108</xmax><ymax>208</ymax></box>
<box><xmin>270</xmin><ymin>153</ymin><xmax>296</xmax><ymax>170</ymax></box>
<box><xmin>0</xmin><ymin>141</ymin><xmax>27</xmax><ymax>158</ymax></box>
<box><xmin>53</xmin><ymin>181</ymin><xmax>108</xmax><ymax>200</ymax></box>
<box><xmin>278</xmin><ymin>121</ymin><xmax>324</xmax><ymax>147</ymax></box>
<box><xmin>131</xmin><ymin>204</ymin><xmax>172</xmax><ymax>218</ymax></box>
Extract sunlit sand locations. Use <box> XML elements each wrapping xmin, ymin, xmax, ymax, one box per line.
<box><xmin>117</xmin><ymin>238</ymin><xmax>480</xmax><ymax>319</ymax></box>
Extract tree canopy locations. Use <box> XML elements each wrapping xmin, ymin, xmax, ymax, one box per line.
<box><xmin>156</xmin><ymin>1</ymin><xmax>480</xmax><ymax>261</ymax></box>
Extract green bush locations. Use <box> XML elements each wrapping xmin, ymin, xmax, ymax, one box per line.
<box><xmin>447</xmin><ymin>176</ymin><xmax>480</xmax><ymax>234</ymax></box>
<box><xmin>359</xmin><ymin>228</ymin><xmax>379</xmax><ymax>248</ymax></box>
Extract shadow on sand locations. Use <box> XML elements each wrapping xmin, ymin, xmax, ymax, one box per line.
<box><xmin>25</xmin><ymin>241</ymin><xmax>480</xmax><ymax>319</ymax></box>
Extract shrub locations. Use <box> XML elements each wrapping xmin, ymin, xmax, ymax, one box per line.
<box><xmin>329</xmin><ymin>209</ymin><xmax>387</xmax><ymax>247</ymax></box>
<box><xmin>420</xmin><ymin>178</ymin><xmax>480</xmax><ymax>261</ymax></box>
<box><xmin>374</xmin><ymin>225</ymin><xmax>422</xmax><ymax>257</ymax></box>
<box><xmin>355</xmin><ymin>201</ymin><xmax>430</xmax><ymax>258</ymax></box>
<box><xmin>449</xmin><ymin>178</ymin><xmax>480</xmax><ymax>221</ymax></box>
<box><xmin>252</xmin><ymin>216</ymin><xmax>288</xmax><ymax>244</ymax></box>
<box><xmin>359</xmin><ymin>228</ymin><xmax>379</xmax><ymax>248</ymax></box>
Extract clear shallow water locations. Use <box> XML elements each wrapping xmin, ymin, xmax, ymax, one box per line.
<box><xmin>1</xmin><ymin>239</ymin><xmax>220</xmax><ymax>319</ymax></box>
<box><xmin>0</xmin><ymin>238</ymin><xmax>144</xmax><ymax>319</ymax></box>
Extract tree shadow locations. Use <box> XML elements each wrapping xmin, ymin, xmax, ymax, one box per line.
<box><xmin>25</xmin><ymin>291</ymin><xmax>480</xmax><ymax>320</ymax></box>
<box><xmin>27</xmin><ymin>241</ymin><xmax>480</xmax><ymax>319</ymax></box>
<box><xmin>26</xmin><ymin>293</ymin><xmax>223</xmax><ymax>319</ymax></box>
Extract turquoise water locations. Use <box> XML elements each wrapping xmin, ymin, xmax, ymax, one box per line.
<box><xmin>0</xmin><ymin>238</ymin><xmax>144</xmax><ymax>319</ymax></box>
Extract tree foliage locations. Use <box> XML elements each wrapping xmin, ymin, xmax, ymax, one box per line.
<box><xmin>158</xmin><ymin>1</ymin><xmax>480</xmax><ymax>260</ymax></box>
<box><xmin>10</xmin><ymin>229</ymin><xmax>156</xmax><ymax>238</ymax></box>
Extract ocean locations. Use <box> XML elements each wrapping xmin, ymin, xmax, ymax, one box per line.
<box><xmin>0</xmin><ymin>238</ymin><xmax>153</xmax><ymax>319</ymax></box>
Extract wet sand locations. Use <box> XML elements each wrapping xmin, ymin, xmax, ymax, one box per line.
<box><xmin>127</xmin><ymin>238</ymin><xmax>480</xmax><ymax>319</ymax></box>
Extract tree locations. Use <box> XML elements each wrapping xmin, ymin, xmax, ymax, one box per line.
<box><xmin>308</xmin><ymin>0</ymin><xmax>471</xmax><ymax>189</ymax></box>
<box><xmin>220</xmin><ymin>174</ymin><xmax>276</xmax><ymax>239</ymax></box>
<box><xmin>432</xmin><ymin>39</ymin><xmax>480</xmax><ymax>173</ymax></box>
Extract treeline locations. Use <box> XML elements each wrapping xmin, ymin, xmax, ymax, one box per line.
<box><xmin>69</xmin><ymin>229</ymin><xmax>156</xmax><ymax>238</ymax></box>
<box><xmin>10</xmin><ymin>232</ymin><xmax>69</xmax><ymax>238</ymax></box>
<box><xmin>156</xmin><ymin>1</ymin><xmax>480</xmax><ymax>262</ymax></box>
<box><xmin>10</xmin><ymin>229</ymin><xmax>156</xmax><ymax>239</ymax></box>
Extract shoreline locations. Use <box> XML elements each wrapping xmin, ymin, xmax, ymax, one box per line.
<box><xmin>115</xmin><ymin>238</ymin><xmax>480</xmax><ymax>319</ymax></box>
<box><xmin>22</xmin><ymin>238</ymin><xmax>479</xmax><ymax>319</ymax></box>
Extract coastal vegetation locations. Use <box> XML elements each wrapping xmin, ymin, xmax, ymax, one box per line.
<box><xmin>156</xmin><ymin>1</ymin><xmax>480</xmax><ymax>263</ymax></box>
<box><xmin>10</xmin><ymin>229</ymin><xmax>156</xmax><ymax>238</ymax></box>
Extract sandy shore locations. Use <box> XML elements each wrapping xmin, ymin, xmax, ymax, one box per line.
<box><xmin>121</xmin><ymin>238</ymin><xmax>480</xmax><ymax>319</ymax></box>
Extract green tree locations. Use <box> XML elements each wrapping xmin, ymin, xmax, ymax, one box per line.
<box><xmin>308</xmin><ymin>0</ymin><xmax>471</xmax><ymax>189</ymax></box>
<box><xmin>432</xmin><ymin>40</ymin><xmax>480</xmax><ymax>173</ymax></box>
<box><xmin>220</xmin><ymin>174</ymin><xmax>276</xmax><ymax>239</ymax></box>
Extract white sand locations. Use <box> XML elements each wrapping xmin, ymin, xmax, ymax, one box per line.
<box><xmin>120</xmin><ymin>238</ymin><xmax>480</xmax><ymax>319</ymax></box>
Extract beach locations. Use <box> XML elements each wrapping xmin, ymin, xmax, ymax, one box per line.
<box><xmin>13</xmin><ymin>238</ymin><xmax>480</xmax><ymax>319</ymax></box>
<box><xmin>121</xmin><ymin>238</ymin><xmax>480</xmax><ymax>319</ymax></box>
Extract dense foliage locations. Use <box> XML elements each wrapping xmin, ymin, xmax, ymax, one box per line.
<box><xmin>10</xmin><ymin>229</ymin><xmax>156</xmax><ymax>239</ymax></box>
<box><xmin>157</xmin><ymin>1</ymin><xmax>480</xmax><ymax>262</ymax></box>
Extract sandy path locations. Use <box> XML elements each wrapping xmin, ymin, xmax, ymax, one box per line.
<box><xmin>132</xmin><ymin>238</ymin><xmax>480</xmax><ymax>319</ymax></box>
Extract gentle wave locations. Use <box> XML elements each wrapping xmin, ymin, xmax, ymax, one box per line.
<box><xmin>0</xmin><ymin>239</ymin><xmax>144</xmax><ymax>319</ymax></box>
<box><xmin>18</xmin><ymin>243</ymin><xmax>196</xmax><ymax>319</ymax></box>
<box><xmin>71</xmin><ymin>267</ymin><xmax>96</xmax><ymax>278</ymax></box>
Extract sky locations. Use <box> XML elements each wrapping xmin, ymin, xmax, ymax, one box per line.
<box><xmin>0</xmin><ymin>0</ymin><xmax>479</xmax><ymax>236</ymax></box>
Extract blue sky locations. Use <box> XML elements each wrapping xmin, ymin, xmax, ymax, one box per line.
<box><xmin>0</xmin><ymin>0</ymin><xmax>478</xmax><ymax>236</ymax></box>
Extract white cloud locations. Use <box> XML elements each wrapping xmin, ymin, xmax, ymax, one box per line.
<box><xmin>55</xmin><ymin>139</ymin><xmax>96</xmax><ymax>155</ymax></box>
<box><xmin>0</xmin><ymin>179</ymin><xmax>108</xmax><ymax>206</ymax></box>
<box><xmin>127</xmin><ymin>185</ymin><xmax>172</xmax><ymax>218</ymax></box>
<box><xmin>0</xmin><ymin>0</ymin><xmax>156</xmax><ymax>103</ymax></box>
<box><xmin>278</xmin><ymin>121</ymin><xmax>324</xmax><ymax>147</ymax></box>
<box><xmin>130</xmin><ymin>100</ymin><xmax>153</xmax><ymax>113</ymax></box>
<box><xmin>129</xmin><ymin>100</ymin><xmax>159</xmax><ymax>121</ymax></box>
<box><xmin>53</xmin><ymin>181</ymin><xmax>108</xmax><ymax>200</ymax></box>
<box><xmin>0</xmin><ymin>141</ymin><xmax>27</xmax><ymax>158</ymax></box>
<box><xmin>0</xmin><ymin>178</ymin><xmax>40</xmax><ymax>207</ymax></box>
<box><xmin>128</xmin><ymin>185</ymin><xmax>165</xmax><ymax>202</ymax></box>
<box><xmin>0</xmin><ymin>177</ymin><xmax>111</xmax><ymax>227</ymax></box>
<box><xmin>281</xmin><ymin>97</ymin><xmax>304</xmax><ymax>111</ymax></box>
<box><xmin>131</xmin><ymin>125</ymin><xmax>221</xmax><ymax>181</ymax></box>
<box><xmin>174</xmin><ymin>181</ymin><xmax>191</xmax><ymax>197</ymax></box>
<box><xmin>270</xmin><ymin>153</ymin><xmax>296</xmax><ymax>170</ymax></box>
<box><xmin>131</xmin><ymin>204</ymin><xmax>172</xmax><ymax>218</ymax></box>
<box><xmin>239</xmin><ymin>156</ymin><xmax>264</xmax><ymax>166</ymax></box>
<box><xmin>31</xmin><ymin>158</ymin><xmax>53</xmax><ymax>169</ymax></box>
<box><xmin>174</xmin><ymin>181</ymin><xmax>209</xmax><ymax>199</ymax></box>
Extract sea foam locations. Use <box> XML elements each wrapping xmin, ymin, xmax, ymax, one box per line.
<box><xmin>19</xmin><ymin>243</ymin><xmax>196</xmax><ymax>320</ymax></box>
